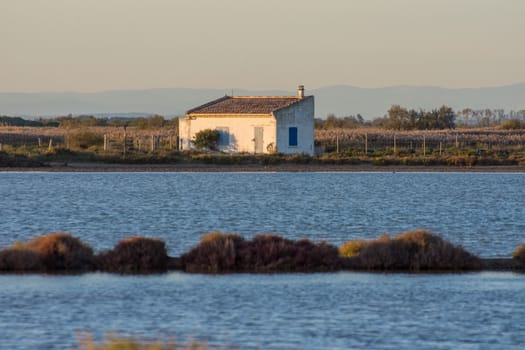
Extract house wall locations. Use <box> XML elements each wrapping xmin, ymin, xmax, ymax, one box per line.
<box><xmin>179</xmin><ymin>115</ymin><xmax>276</xmax><ymax>153</ymax></box>
<box><xmin>274</xmin><ymin>97</ymin><xmax>314</xmax><ymax>155</ymax></box>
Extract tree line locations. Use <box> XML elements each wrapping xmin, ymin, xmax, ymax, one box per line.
<box><xmin>0</xmin><ymin>114</ymin><xmax>178</xmax><ymax>130</ymax></box>
<box><xmin>315</xmin><ymin>106</ymin><xmax>525</xmax><ymax>130</ymax></box>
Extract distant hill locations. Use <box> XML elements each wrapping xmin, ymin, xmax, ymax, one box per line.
<box><xmin>1</xmin><ymin>84</ymin><xmax>524</xmax><ymax>119</ymax></box>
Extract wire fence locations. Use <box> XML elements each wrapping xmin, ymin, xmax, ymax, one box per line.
<box><xmin>315</xmin><ymin>128</ymin><xmax>525</xmax><ymax>155</ymax></box>
<box><xmin>0</xmin><ymin>127</ymin><xmax>179</xmax><ymax>153</ymax></box>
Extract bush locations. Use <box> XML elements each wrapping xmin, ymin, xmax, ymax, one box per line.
<box><xmin>339</xmin><ymin>239</ymin><xmax>369</xmax><ymax>257</ymax></box>
<box><xmin>0</xmin><ymin>233</ymin><xmax>95</xmax><ymax>272</ymax></box>
<box><xmin>181</xmin><ymin>232</ymin><xmax>244</xmax><ymax>273</ymax></box>
<box><xmin>192</xmin><ymin>129</ymin><xmax>220</xmax><ymax>150</ymax></box>
<box><xmin>181</xmin><ymin>232</ymin><xmax>341</xmax><ymax>273</ymax></box>
<box><xmin>23</xmin><ymin>233</ymin><xmax>95</xmax><ymax>271</ymax></box>
<box><xmin>68</xmin><ymin>130</ymin><xmax>104</xmax><ymax>150</ymax></box>
<box><xmin>96</xmin><ymin>236</ymin><xmax>169</xmax><ymax>273</ymax></box>
<box><xmin>342</xmin><ymin>230</ymin><xmax>481</xmax><ymax>271</ymax></box>
<box><xmin>77</xmin><ymin>333</ymin><xmax>210</xmax><ymax>350</ymax></box>
<box><xmin>512</xmin><ymin>244</ymin><xmax>525</xmax><ymax>266</ymax></box>
<box><xmin>500</xmin><ymin>119</ymin><xmax>524</xmax><ymax>130</ymax></box>
<box><xmin>0</xmin><ymin>247</ymin><xmax>43</xmax><ymax>271</ymax></box>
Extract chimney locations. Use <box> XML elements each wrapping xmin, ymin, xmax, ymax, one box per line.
<box><xmin>297</xmin><ymin>85</ymin><xmax>304</xmax><ymax>99</ymax></box>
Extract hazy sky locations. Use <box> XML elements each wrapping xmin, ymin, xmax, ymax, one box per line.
<box><xmin>1</xmin><ymin>0</ymin><xmax>524</xmax><ymax>93</ymax></box>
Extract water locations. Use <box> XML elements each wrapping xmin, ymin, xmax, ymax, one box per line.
<box><xmin>0</xmin><ymin>172</ymin><xmax>525</xmax><ymax>349</ymax></box>
<box><xmin>0</xmin><ymin>172</ymin><xmax>524</xmax><ymax>257</ymax></box>
<box><xmin>0</xmin><ymin>272</ymin><xmax>524</xmax><ymax>349</ymax></box>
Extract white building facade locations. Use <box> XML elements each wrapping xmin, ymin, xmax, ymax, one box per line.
<box><xmin>179</xmin><ymin>86</ymin><xmax>314</xmax><ymax>155</ymax></box>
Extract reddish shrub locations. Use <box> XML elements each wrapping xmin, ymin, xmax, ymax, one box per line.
<box><xmin>345</xmin><ymin>230</ymin><xmax>481</xmax><ymax>271</ymax></box>
<box><xmin>0</xmin><ymin>233</ymin><xmax>95</xmax><ymax>272</ymax></box>
<box><xmin>96</xmin><ymin>236</ymin><xmax>168</xmax><ymax>273</ymax></box>
<box><xmin>181</xmin><ymin>232</ymin><xmax>341</xmax><ymax>273</ymax></box>
<box><xmin>181</xmin><ymin>232</ymin><xmax>244</xmax><ymax>273</ymax></box>
<box><xmin>0</xmin><ymin>247</ymin><xmax>43</xmax><ymax>271</ymax></box>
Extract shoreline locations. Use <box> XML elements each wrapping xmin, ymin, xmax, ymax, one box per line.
<box><xmin>1</xmin><ymin>162</ymin><xmax>525</xmax><ymax>173</ymax></box>
<box><xmin>165</xmin><ymin>258</ymin><xmax>523</xmax><ymax>273</ymax></box>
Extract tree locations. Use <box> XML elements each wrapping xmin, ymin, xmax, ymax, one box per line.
<box><xmin>193</xmin><ymin>129</ymin><xmax>220</xmax><ymax>150</ymax></box>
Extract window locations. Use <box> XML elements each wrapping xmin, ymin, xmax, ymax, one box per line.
<box><xmin>216</xmin><ymin>127</ymin><xmax>230</xmax><ymax>146</ymax></box>
<box><xmin>288</xmin><ymin>127</ymin><xmax>298</xmax><ymax>147</ymax></box>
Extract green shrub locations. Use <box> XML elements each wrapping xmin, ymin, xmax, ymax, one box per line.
<box><xmin>96</xmin><ymin>236</ymin><xmax>168</xmax><ymax>273</ymax></box>
<box><xmin>68</xmin><ymin>130</ymin><xmax>104</xmax><ymax>150</ymax></box>
<box><xmin>192</xmin><ymin>129</ymin><xmax>220</xmax><ymax>150</ymax></box>
<box><xmin>500</xmin><ymin>119</ymin><xmax>524</xmax><ymax>130</ymax></box>
<box><xmin>343</xmin><ymin>230</ymin><xmax>481</xmax><ymax>271</ymax></box>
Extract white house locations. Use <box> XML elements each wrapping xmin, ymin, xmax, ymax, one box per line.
<box><xmin>179</xmin><ymin>85</ymin><xmax>314</xmax><ymax>155</ymax></box>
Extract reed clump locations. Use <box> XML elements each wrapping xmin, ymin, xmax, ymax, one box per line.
<box><xmin>512</xmin><ymin>244</ymin><xmax>525</xmax><ymax>267</ymax></box>
<box><xmin>77</xmin><ymin>333</ymin><xmax>211</xmax><ymax>350</ymax></box>
<box><xmin>0</xmin><ymin>233</ymin><xmax>94</xmax><ymax>272</ymax></box>
<box><xmin>0</xmin><ymin>246</ymin><xmax>43</xmax><ymax>271</ymax></box>
<box><xmin>341</xmin><ymin>230</ymin><xmax>481</xmax><ymax>271</ymax></box>
<box><xmin>339</xmin><ymin>239</ymin><xmax>369</xmax><ymax>258</ymax></box>
<box><xmin>181</xmin><ymin>232</ymin><xmax>341</xmax><ymax>273</ymax></box>
<box><xmin>96</xmin><ymin>236</ymin><xmax>169</xmax><ymax>273</ymax></box>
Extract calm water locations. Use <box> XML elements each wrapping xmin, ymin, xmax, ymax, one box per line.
<box><xmin>1</xmin><ymin>172</ymin><xmax>524</xmax><ymax>349</ymax></box>
<box><xmin>1</xmin><ymin>172</ymin><xmax>524</xmax><ymax>257</ymax></box>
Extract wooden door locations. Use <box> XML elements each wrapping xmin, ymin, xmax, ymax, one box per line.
<box><xmin>254</xmin><ymin>127</ymin><xmax>264</xmax><ymax>153</ymax></box>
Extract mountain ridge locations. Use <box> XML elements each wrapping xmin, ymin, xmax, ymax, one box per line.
<box><xmin>1</xmin><ymin>84</ymin><xmax>524</xmax><ymax>119</ymax></box>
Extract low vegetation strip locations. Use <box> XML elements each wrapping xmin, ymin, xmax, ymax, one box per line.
<box><xmin>0</xmin><ymin>231</ymin><xmax>522</xmax><ymax>274</ymax></box>
<box><xmin>181</xmin><ymin>232</ymin><xmax>341</xmax><ymax>273</ymax></box>
<box><xmin>340</xmin><ymin>230</ymin><xmax>481</xmax><ymax>271</ymax></box>
<box><xmin>95</xmin><ymin>236</ymin><xmax>169</xmax><ymax>273</ymax></box>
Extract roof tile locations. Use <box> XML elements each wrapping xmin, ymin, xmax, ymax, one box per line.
<box><xmin>187</xmin><ymin>96</ymin><xmax>310</xmax><ymax>115</ymax></box>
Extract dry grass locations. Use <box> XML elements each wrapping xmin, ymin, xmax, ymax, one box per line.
<box><xmin>512</xmin><ymin>244</ymin><xmax>525</xmax><ymax>267</ymax></box>
<box><xmin>181</xmin><ymin>232</ymin><xmax>341</xmax><ymax>273</ymax></box>
<box><xmin>96</xmin><ymin>236</ymin><xmax>169</xmax><ymax>273</ymax></box>
<box><xmin>339</xmin><ymin>239</ymin><xmax>369</xmax><ymax>258</ymax></box>
<box><xmin>180</xmin><ymin>232</ymin><xmax>245</xmax><ymax>273</ymax></box>
<box><xmin>342</xmin><ymin>230</ymin><xmax>481</xmax><ymax>271</ymax></box>
<box><xmin>0</xmin><ymin>233</ymin><xmax>94</xmax><ymax>272</ymax></box>
<box><xmin>77</xmin><ymin>333</ymin><xmax>213</xmax><ymax>350</ymax></box>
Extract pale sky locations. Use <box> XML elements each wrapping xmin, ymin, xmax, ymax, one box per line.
<box><xmin>1</xmin><ymin>0</ymin><xmax>524</xmax><ymax>93</ymax></box>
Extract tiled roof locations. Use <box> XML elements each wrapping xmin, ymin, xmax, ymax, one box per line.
<box><xmin>187</xmin><ymin>96</ymin><xmax>310</xmax><ymax>115</ymax></box>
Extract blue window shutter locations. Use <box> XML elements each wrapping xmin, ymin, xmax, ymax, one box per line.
<box><xmin>289</xmin><ymin>127</ymin><xmax>298</xmax><ymax>146</ymax></box>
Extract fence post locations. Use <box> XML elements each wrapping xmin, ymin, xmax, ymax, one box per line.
<box><xmin>48</xmin><ymin>138</ymin><xmax>53</xmax><ymax>151</ymax></box>
<box><xmin>336</xmin><ymin>134</ymin><xmax>339</xmax><ymax>154</ymax></box>
<box><xmin>365</xmin><ymin>133</ymin><xmax>368</xmax><ymax>155</ymax></box>
<box><xmin>38</xmin><ymin>137</ymin><xmax>42</xmax><ymax>147</ymax></box>
<box><xmin>123</xmin><ymin>127</ymin><xmax>127</xmax><ymax>156</ymax></box>
<box><xmin>455</xmin><ymin>133</ymin><xmax>459</xmax><ymax>148</ymax></box>
<box><xmin>393</xmin><ymin>134</ymin><xmax>397</xmax><ymax>154</ymax></box>
<box><xmin>104</xmin><ymin>134</ymin><xmax>108</xmax><ymax>151</ymax></box>
<box><xmin>439</xmin><ymin>142</ymin><xmax>442</xmax><ymax>156</ymax></box>
<box><xmin>423</xmin><ymin>135</ymin><xmax>426</xmax><ymax>157</ymax></box>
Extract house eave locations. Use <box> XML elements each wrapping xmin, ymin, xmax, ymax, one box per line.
<box><xmin>186</xmin><ymin>113</ymin><xmax>274</xmax><ymax>119</ymax></box>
